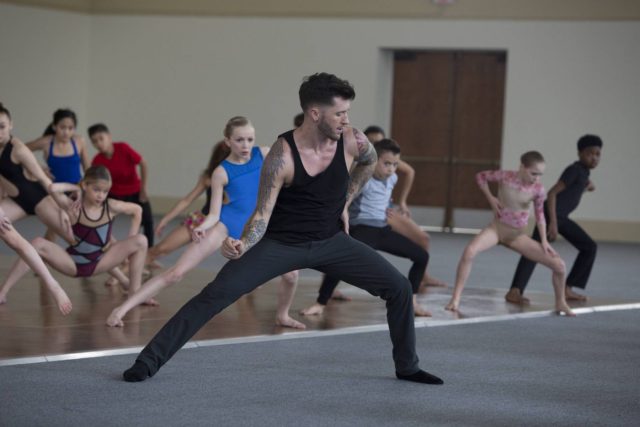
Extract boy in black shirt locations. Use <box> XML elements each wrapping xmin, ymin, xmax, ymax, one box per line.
<box><xmin>507</xmin><ymin>135</ymin><xmax>603</xmax><ymax>304</ymax></box>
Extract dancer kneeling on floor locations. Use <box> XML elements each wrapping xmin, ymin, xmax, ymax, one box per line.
<box><xmin>0</xmin><ymin>166</ymin><xmax>148</xmax><ymax>303</ymax></box>
<box><xmin>107</xmin><ymin>116</ymin><xmax>302</xmax><ymax>329</ymax></box>
<box><xmin>445</xmin><ymin>151</ymin><xmax>574</xmax><ymax>316</ymax></box>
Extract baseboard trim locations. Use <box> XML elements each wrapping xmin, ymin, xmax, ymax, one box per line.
<box><xmin>149</xmin><ymin>196</ymin><xmax>640</xmax><ymax>243</ymax></box>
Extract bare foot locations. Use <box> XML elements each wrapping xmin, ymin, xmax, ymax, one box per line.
<box><xmin>142</xmin><ymin>298</ymin><xmax>160</xmax><ymax>306</ymax></box>
<box><xmin>504</xmin><ymin>288</ymin><xmax>530</xmax><ymax>305</ymax></box>
<box><xmin>147</xmin><ymin>259</ymin><xmax>164</xmax><ymax>270</ymax></box>
<box><xmin>444</xmin><ymin>300</ymin><xmax>459</xmax><ymax>312</ymax></box>
<box><xmin>275</xmin><ymin>315</ymin><xmax>306</xmax><ymax>329</ymax></box>
<box><xmin>555</xmin><ymin>303</ymin><xmax>576</xmax><ymax>317</ymax></box>
<box><xmin>421</xmin><ymin>275</ymin><xmax>448</xmax><ymax>288</ymax></box>
<box><xmin>414</xmin><ymin>303</ymin><xmax>432</xmax><ymax>317</ymax></box>
<box><xmin>49</xmin><ymin>283</ymin><xmax>73</xmax><ymax>315</ymax></box>
<box><xmin>105</xmin><ymin>276</ymin><xmax>118</xmax><ymax>287</ymax></box>
<box><xmin>299</xmin><ymin>303</ymin><xmax>325</xmax><ymax>316</ymax></box>
<box><xmin>330</xmin><ymin>290</ymin><xmax>352</xmax><ymax>301</ymax></box>
<box><xmin>565</xmin><ymin>286</ymin><xmax>587</xmax><ymax>301</ymax></box>
<box><xmin>106</xmin><ymin>308</ymin><xmax>124</xmax><ymax>327</ymax></box>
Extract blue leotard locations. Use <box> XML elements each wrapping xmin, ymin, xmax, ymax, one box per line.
<box><xmin>219</xmin><ymin>146</ymin><xmax>263</xmax><ymax>239</ymax></box>
<box><xmin>47</xmin><ymin>138</ymin><xmax>82</xmax><ymax>183</ymax></box>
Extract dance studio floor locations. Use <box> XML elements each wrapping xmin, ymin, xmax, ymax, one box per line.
<box><xmin>0</xmin><ymin>252</ymin><xmax>635</xmax><ymax>363</ymax></box>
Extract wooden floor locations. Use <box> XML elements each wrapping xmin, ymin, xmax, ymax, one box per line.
<box><xmin>0</xmin><ymin>254</ymin><xmax>628</xmax><ymax>361</ymax></box>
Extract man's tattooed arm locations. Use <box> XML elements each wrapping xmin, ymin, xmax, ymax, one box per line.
<box><xmin>239</xmin><ymin>138</ymin><xmax>287</xmax><ymax>252</ymax></box>
<box><xmin>345</xmin><ymin>128</ymin><xmax>377</xmax><ymax>206</ymax></box>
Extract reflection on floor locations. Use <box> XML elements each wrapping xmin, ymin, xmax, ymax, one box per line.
<box><xmin>0</xmin><ymin>255</ymin><xmax>628</xmax><ymax>361</ymax></box>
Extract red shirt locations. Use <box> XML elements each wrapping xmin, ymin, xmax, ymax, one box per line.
<box><xmin>91</xmin><ymin>142</ymin><xmax>142</xmax><ymax>197</ymax></box>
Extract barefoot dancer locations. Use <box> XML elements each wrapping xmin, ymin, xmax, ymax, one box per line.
<box><xmin>507</xmin><ymin>135</ymin><xmax>602</xmax><ymax>304</ymax></box>
<box><xmin>143</xmin><ymin>141</ymin><xmax>228</xmax><ymax>268</ymax></box>
<box><xmin>300</xmin><ymin>138</ymin><xmax>432</xmax><ymax>317</ymax></box>
<box><xmin>122</xmin><ymin>74</ymin><xmax>442</xmax><ymax>385</ymax></box>
<box><xmin>445</xmin><ymin>151</ymin><xmax>575</xmax><ymax>316</ymax></box>
<box><xmin>0</xmin><ymin>103</ymin><xmax>75</xmax><ymax>314</ymax></box>
<box><xmin>0</xmin><ymin>166</ymin><xmax>148</xmax><ymax>303</ymax></box>
<box><xmin>107</xmin><ymin>117</ymin><xmax>302</xmax><ymax>329</ymax></box>
<box><xmin>363</xmin><ymin>125</ymin><xmax>446</xmax><ymax>288</ymax></box>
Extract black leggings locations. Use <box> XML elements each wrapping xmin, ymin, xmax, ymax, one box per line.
<box><xmin>317</xmin><ymin>225</ymin><xmax>428</xmax><ymax>305</ymax></box>
<box><xmin>110</xmin><ymin>192</ymin><xmax>155</xmax><ymax>247</ymax></box>
<box><xmin>511</xmin><ymin>216</ymin><xmax>597</xmax><ymax>292</ymax></box>
<box><xmin>136</xmin><ymin>232</ymin><xmax>420</xmax><ymax>376</ymax></box>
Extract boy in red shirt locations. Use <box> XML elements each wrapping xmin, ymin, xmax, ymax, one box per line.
<box><xmin>89</xmin><ymin>123</ymin><xmax>155</xmax><ymax>247</ymax></box>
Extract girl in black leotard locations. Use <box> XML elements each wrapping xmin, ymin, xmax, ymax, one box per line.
<box><xmin>0</xmin><ymin>103</ymin><xmax>72</xmax><ymax>314</ymax></box>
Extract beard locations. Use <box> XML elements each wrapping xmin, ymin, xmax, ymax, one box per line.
<box><xmin>318</xmin><ymin>117</ymin><xmax>339</xmax><ymax>141</ymax></box>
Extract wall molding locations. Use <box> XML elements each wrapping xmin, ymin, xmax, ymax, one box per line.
<box><xmin>3</xmin><ymin>0</ymin><xmax>640</xmax><ymax>20</ymax></box>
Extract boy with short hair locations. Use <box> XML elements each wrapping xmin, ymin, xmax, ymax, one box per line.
<box><xmin>301</xmin><ymin>138</ymin><xmax>433</xmax><ymax>317</ymax></box>
<box><xmin>88</xmin><ymin>123</ymin><xmax>155</xmax><ymax>247</ymax></box>
<box><xmin>507</xmin><ymin>134</ymin><xmax>603</xmax><ymax>304</ymax></box>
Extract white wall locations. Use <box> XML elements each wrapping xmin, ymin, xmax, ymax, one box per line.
<box><xmin>2</xmin><ymin>3</ymin><xmax>639</xmax><ymax>224</ymax></box>
<box><xmin>0</xmin><ymin>4</ymin><xmax>90</xmax><ymax>141</ymax></box>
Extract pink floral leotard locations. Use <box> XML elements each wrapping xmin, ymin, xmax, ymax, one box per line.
<box><xmin>476</xmin><ymin>170</ymin><xmax>546</xmax><ymax>229</ymax></box>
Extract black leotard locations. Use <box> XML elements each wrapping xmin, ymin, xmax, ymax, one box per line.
<box><xmin>0</xmin><ymin>138</ymin><xmax>48</xmax><ymax>215</ymax></box>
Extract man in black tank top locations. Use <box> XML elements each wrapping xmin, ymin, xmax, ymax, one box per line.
<box><xmin>123</xmin><ymin>73</ymin><xmax>443</xmax><ymax>385</ymax></box>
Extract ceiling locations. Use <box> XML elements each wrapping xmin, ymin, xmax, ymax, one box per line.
<box><xmin>3</xmin><ymin>0</ymin><xmax>640</xmax><ymax>20</ymax></box>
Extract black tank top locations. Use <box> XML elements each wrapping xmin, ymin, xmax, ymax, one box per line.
<box><xmin>0</xmin><ymin>139</ymin><xmax>48</xmax><ymax>203</ymax></box>
<box><xmin>265</xmin><ymin>130</ymin><xmax>349</xmax><ymax>243</ymax></box>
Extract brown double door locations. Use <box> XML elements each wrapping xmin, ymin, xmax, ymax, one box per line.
<box><xmin>390</xmin><ymin>50</ymin><xmax>507</xmax><ymax>229</ymax></box>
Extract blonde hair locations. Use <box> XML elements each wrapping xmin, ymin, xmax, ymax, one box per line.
<box><xmin>223</xmin><ymin>116</ymin><xmax>252</xmax><ymax>139</ymax></box>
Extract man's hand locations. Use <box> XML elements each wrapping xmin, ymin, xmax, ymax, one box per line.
<box><xmin>222</xmin><ymin>237</ymin><xmax>246</xmax><ymax>259</ymax></box>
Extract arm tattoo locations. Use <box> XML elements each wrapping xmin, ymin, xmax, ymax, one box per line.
<box><xmin>255</xmin><ymin>139</ymin><xmax>286</xmax><ymax>215</ymax></box>
<box><xmin>242</xmin><ymin>218</ymin><xmax>267</xmax><ymax>251</ymax></box>
<box><xmin>346</xmin><ymin>161</ymin><xmax>376</xmax><ymax>203</ymax></box>
<box><xmin>353</xmin><ymin>128</ymin><xmax>377</xmax><ymax>166</ymax></box>
<box><xmin>345</xmin><ymin>129</ymin><xmax>377</xmax><ymax>203</ymax></box>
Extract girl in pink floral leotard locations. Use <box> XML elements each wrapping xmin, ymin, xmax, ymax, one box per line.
<box><xmin>445</xmin><ymin>151</ymin><xmax>574</xmax><ymax>316</ymax></box>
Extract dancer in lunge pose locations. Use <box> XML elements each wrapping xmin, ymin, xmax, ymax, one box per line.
<box><xmin>0</xmin><ymin>102</ymin><xmax>74</xmax><ymax>314</ymax></box>
<box><xmin>363</xmin><ymin>126</ymin><xmax>446</xmax><ymax>288</ymax></box>
<box><xmin>300</xmin><ymin>138</ymin><xmax>432</xmax><ymax>317</ymax></box>
<box><xmin>143</xmin><ymin>141</ymin><xmax>227</xmax><ymax>268</ymax></box>
<box><xmin>106</xmin><ymin>117</ymin><xmax>302</xmax><ymax>329</ymax></box>
<box><xmin>0</xmin><ymin>166</ymin><xmax>148</xmax><ymax>304</ymax></box>
<box><xmin>445</xmin><ymin>151</ymin><xmax>575</xmax><ymax>316</ymax></box>
<box><xmin>122</xmin><ymin>73</ymin><xmax>443</xmax><ymax>385</ymax></box>
<box><xmin>507</xmin><ymin>135</ymin><xmax>603</xmax><ymax>304</ymax></box>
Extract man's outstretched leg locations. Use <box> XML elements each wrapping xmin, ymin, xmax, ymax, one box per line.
<box><xmin>313</xmin><ymin>233</ymin><xmax>443</xmax><ymax>385</ymax></box>
<box><xmin>123</xmin><ymin>239</ymin><xmax>303</xmax><ymax>382</ymax></box>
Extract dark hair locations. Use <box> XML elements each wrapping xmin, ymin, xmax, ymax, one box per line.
<box><xmin>520</xmin><ymin>151</ymin><xmax>545</xmax><ymax>167</ymax></box>
<box><xmin>82</xmin><ymin>165</ymin><xmax>111</xmax><ymax>184</ymax></box>
<box><xmin>43</xmin><ymin>108</ymin><xmax>78</xmax><ymax>136</ymax></box>
<box><xmin>577</xmin><ymin>134</ymin><xmax>603</xmax><ymax>151</ymax></box>
<box><xmin>298</xmin><ymin>73</ymin><xmax>355</xmax><ymax>111</ymax></box>
<box><xmin>374</xmin><ymin>138</ymin><xmax>401</xmax><ymax>156</ymax></box>
<box><xmin>203</xmin><ymin>140</ymin><xmax>230</xmax><ymax>178</ymax></box>
<box><xmin>87</xmin><ymin>123</ymin><xmax>110</xmax><ymax>138</ymax></box>
<box><xmin>293</xmin><ymin>113</ymin><xmax>304</xmax><ymax>127</ymax></box>
<box><xmin>364</xmin><ymin>125</ymin><xmax>385</xmax><ymax>137</ymax></box>
<box><xmin>0</xmin><ymin>102</ymin><xmax>11</xmax><ymax>120</ymax></box>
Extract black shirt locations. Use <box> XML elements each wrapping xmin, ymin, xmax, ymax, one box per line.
<box><xmin>265</xmin><ymin>130</ymin><xmax>348</xmax><ymax>243</ymax></box>
<box><xmin>554</xmin><ymin>161</ymin><xmax>590</xmax><ymax>218</ymax></box>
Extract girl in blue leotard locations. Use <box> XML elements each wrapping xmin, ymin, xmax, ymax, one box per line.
<box><xmin>107</xmin><ymin>117</ymin><xmax>302</xmax><ymax>329</ymax></box>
